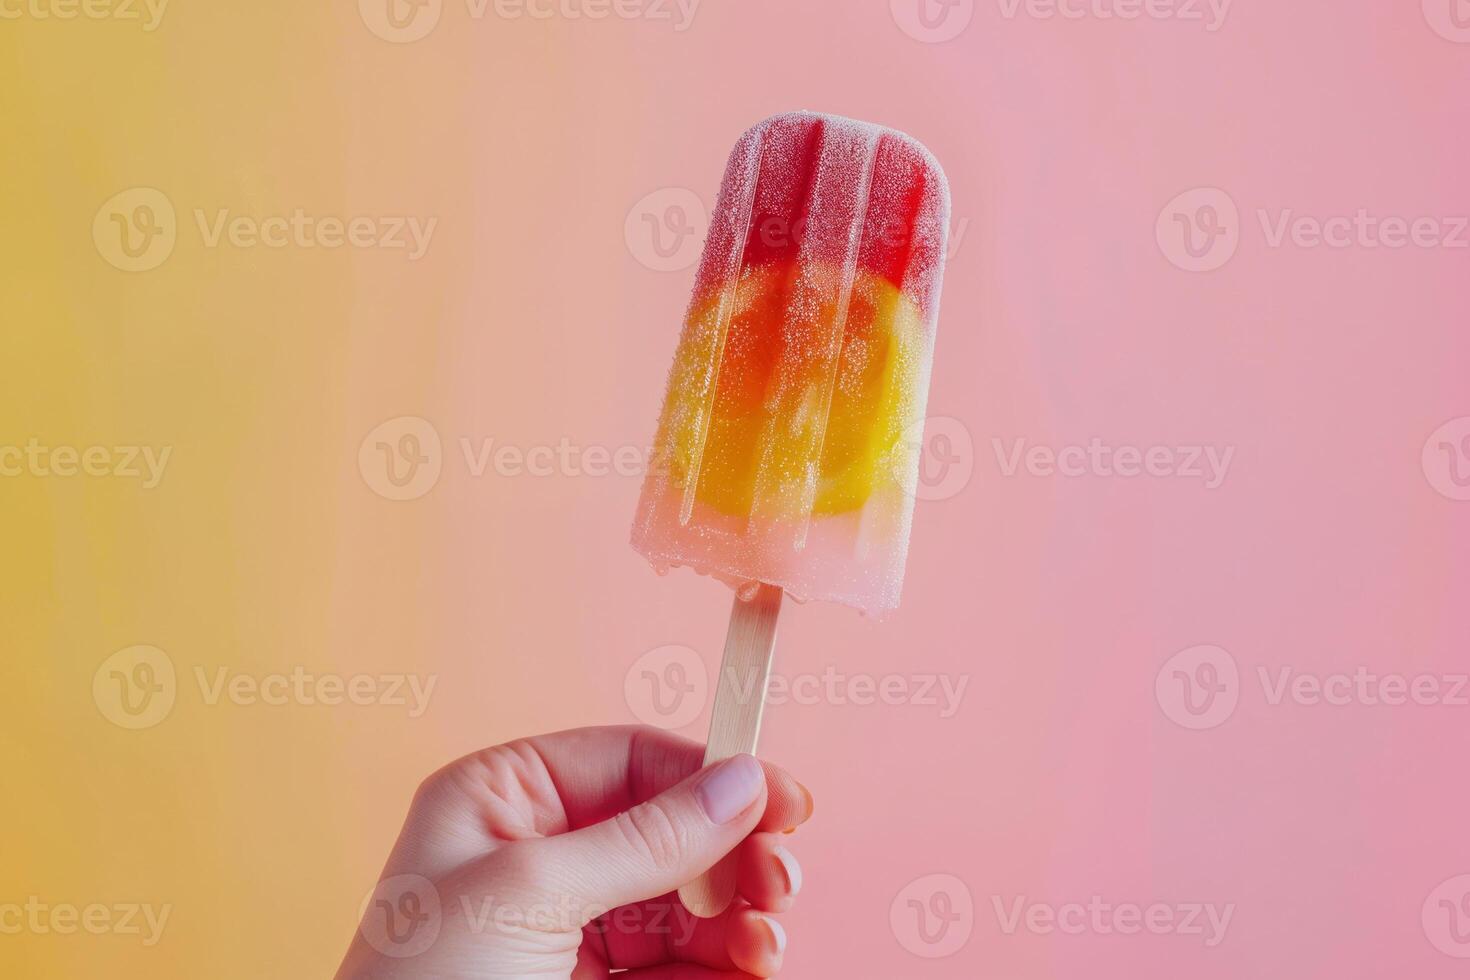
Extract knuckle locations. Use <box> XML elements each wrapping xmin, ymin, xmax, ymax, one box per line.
<box><xmin>411</xmin><ymin>742</ymin><xmax>530</xmax><ymax>812</ymax></box>
<box><xmin>614</xmin><ymin>802</ymin><xmax>687</xmax><ymax>873</ymax></box>
<box><xmin>411</xmin><ymin>767</ymin><xmax>452</xmax><ymax>810</ymax></box>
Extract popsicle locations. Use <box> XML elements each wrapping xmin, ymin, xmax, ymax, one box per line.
<box><xmin>630</xmin><ymin>111</ymin><xmax>950</xmax><ymax>915</ymax></box>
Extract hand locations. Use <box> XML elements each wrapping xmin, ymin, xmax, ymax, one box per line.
<box><xmin>336</xmin><ymin>726</ymin><xmax>814</xmax><ymax>979</ymax></box>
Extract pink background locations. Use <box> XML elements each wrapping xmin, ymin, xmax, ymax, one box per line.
<box><xmin>6</xmin><ymin>0</ymin><xmax>1470</xmax><ymax>977</ymax></box>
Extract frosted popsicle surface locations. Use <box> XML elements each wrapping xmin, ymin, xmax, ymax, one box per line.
<box><xmin>632</xmin><ymin>112</ymin><xmax>951</xmax><ymax>614</ymax></box>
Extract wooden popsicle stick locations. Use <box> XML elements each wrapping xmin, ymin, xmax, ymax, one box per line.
<box><xmin>679</xmin><ymin>583</ymin><xmax>784</xmax><ymax>918</ymax></box>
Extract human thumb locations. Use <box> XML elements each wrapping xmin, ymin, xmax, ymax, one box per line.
<box><xmin>526</xmin><ymin>753</ymin><xmax>767</xmax><ymax>917</ymax></box>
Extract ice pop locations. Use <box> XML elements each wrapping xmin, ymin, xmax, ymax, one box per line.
<box><xmin>632</xmin><ymin>111</ymin><xmax>950</xmax><ymax>615</ymax></box>
<box><xmin>630</xmin><ymin>112</ymin><xmax>950</xmax><ymax>916</ymax></box>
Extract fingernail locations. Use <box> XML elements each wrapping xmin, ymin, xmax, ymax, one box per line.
<box><xmin>755</xmin><ymin>914</ymin><xmax>786</xmax><ymax>958</ymax></box>
<box><xmin>773</xmin><ymin>845</ymin><xmax>802</xmax><ymax>897</ymax></box>
<box><xmin>695</xmin><ymin>754</ymin><xmax>764</xmax><ymax>824</ymax></box>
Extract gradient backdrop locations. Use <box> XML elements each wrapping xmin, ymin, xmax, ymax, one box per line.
<box><xmin>4</xmin><ymin>1</ymin><xmax>1470</xmax><ymax>977</ymax></box>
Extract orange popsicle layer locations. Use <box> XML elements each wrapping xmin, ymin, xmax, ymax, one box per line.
<box><xmin>667</xmin><ymin>259</ymin><xmax>923</xmax><ymax>518</ymax></box>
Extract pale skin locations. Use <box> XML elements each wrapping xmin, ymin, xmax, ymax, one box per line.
<box><xmin>337</xmin><ymin>726</ymin><xmax>813</xmax><ymax>979</ymax></box>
